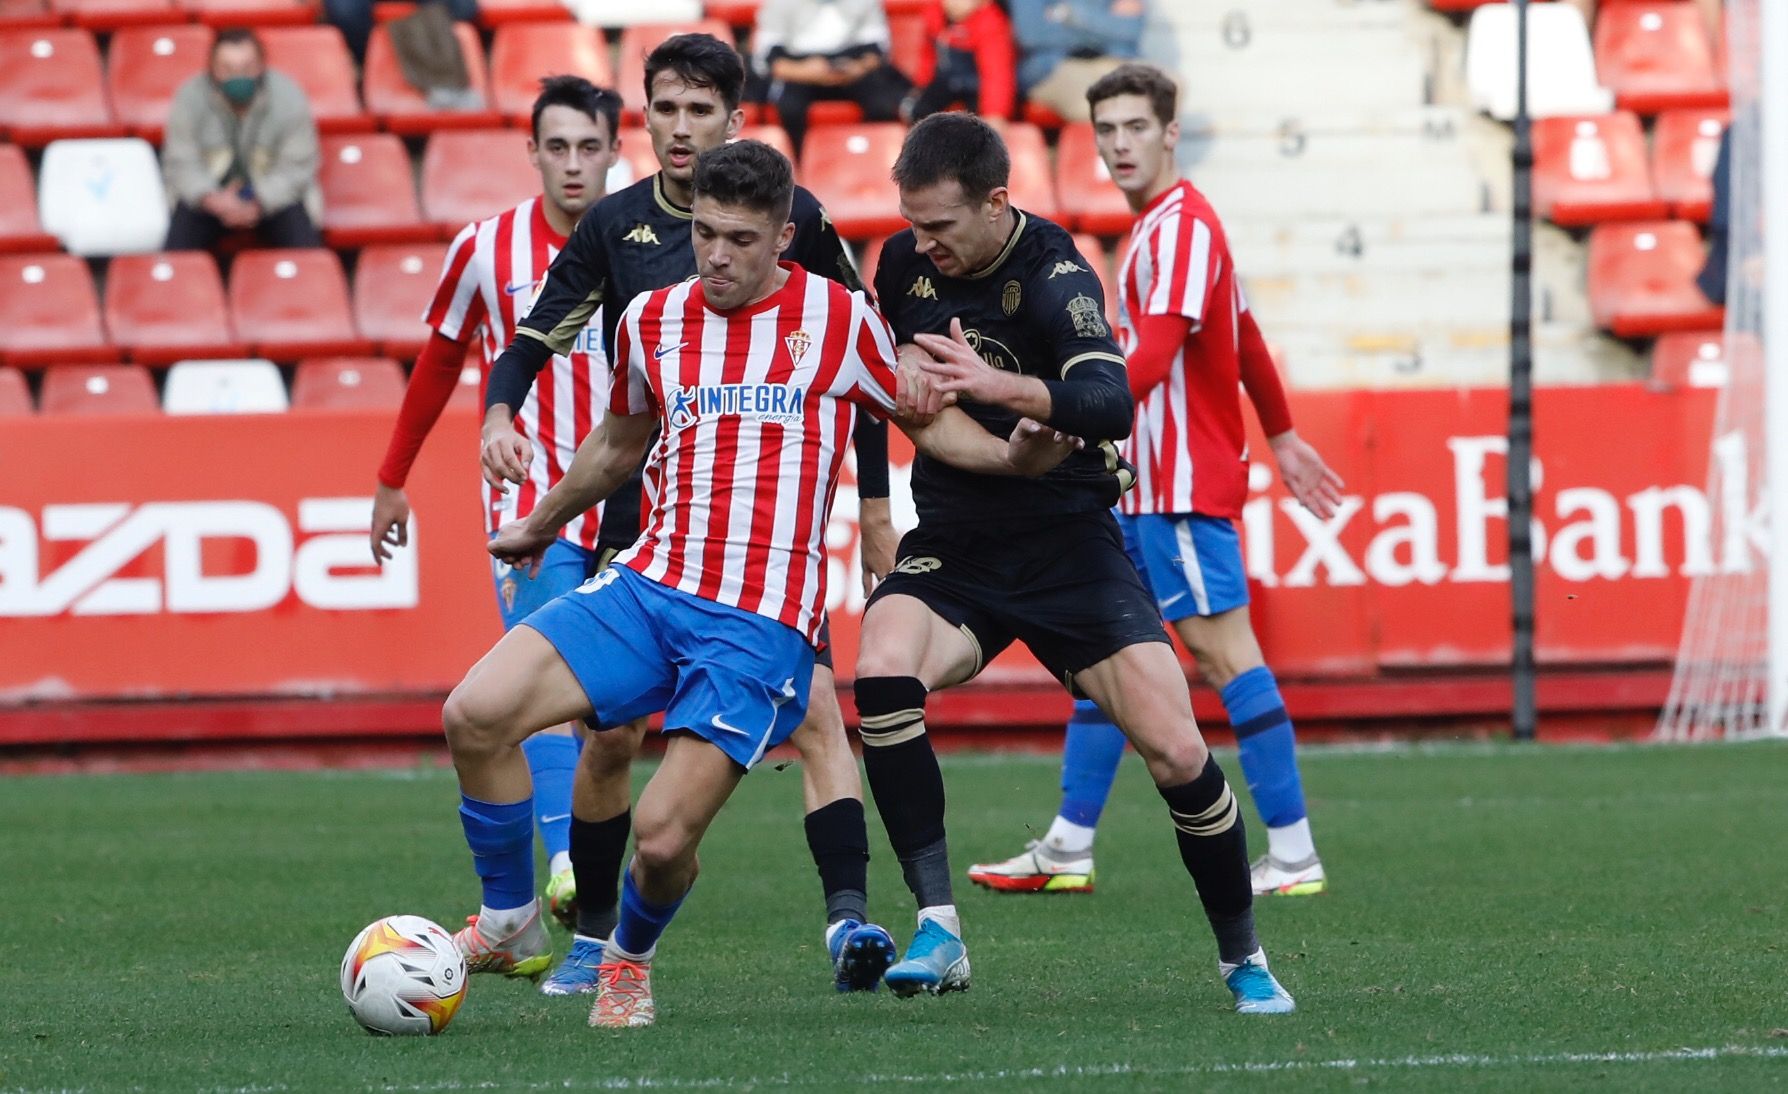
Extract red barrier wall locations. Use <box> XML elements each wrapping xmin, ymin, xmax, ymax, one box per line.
<box><xmin>0</xmin><ymin>385</ymin><xmax>1730</xmax><ymax>715</ymax></box>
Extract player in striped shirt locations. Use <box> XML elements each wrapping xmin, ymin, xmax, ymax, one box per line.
<box><xmin>369</xmin><ymin>77</ymin><xmax>623</xmax><ymax>942</ymax></box>
<box><xmin>968</xmin><ymin>63</ymin><xmax>1345</xmax><ymax>900</ymax></box>
<box><xmin>478</xmin><ymin>35</ymin><xmax>905</xmax><ymax>999</ymax></box>
<box><xmin>452</xmin><ymin>141</ymin><xmax>1076</xmax><ymax>1028</ymax></box>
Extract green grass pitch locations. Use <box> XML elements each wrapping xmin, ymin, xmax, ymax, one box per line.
<box><xmin>4</xmin><ymin>741</ymin><xmax>1786</xmax><ymax>1092</ymax></box>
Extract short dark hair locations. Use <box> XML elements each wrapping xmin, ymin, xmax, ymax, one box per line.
<box><xmin>1086</xmin><ymin>62</ymin><xmax>1179</xmax><ymax>127</ymax></box>
<box><xmin>891</xmin><ymin>113</ymin><xmax>1009</xmax><ymax>202</ymax></box>
<box><xmin>693</xmin><ymin>140</ymin><xmax>794</xmax><ymax>224</ymax></box>
<box><xmin>530</xmin><ymin>75</ymin><xmax>621</xmax><ymax>143</ymax></box>
<box><xmin>643</xmin><ymin>33</ymin><xmax>745</xmax><ymax>113</ymax></box>
<box><xmin>211</xmin><ymin>27</ymin><xmax>263</xmax><ymax>60</ymax></box>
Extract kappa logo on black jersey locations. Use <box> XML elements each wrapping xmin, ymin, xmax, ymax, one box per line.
<box><xmin>1048</xmin><ymin>260</ymin><xmax>1087</xmax><ymax>279</ymax></box>
<box><xmin>907</xmin><ymin>276</ymin><xmax>937</xmax><ymax>300</ymax></box>
<box><xmin>623</xmin><ymin>223</ymin><xmax>661</xmax><ymax>245</ymax></box>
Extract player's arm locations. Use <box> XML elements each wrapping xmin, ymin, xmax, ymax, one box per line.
<box><xmin>371</xmin><ymin>227</ymin><xmax>485</xmax><ymax>563</ymax></box>
<box><xmin>482</xmin><ymin>207</ymin><xmax>611</xmax><ymax>488</ymax></box>
<box><xmin>914</xmin><ymin>316</ymin><xmax>1132</xmax><ymax>440</ymax></box>
<box><xmin>489</xmin><ymin>410</ymin><xmax>657</xmax><ymax>575</ymax></box>
<box><xmin>1238</xmin><ymin>303</ymin><xmax>1344</xmax><ymax>518</ymax></box>
<box><xmin>899</xmin><ymin>406</ymin><xmax>1077</xmax><ymax>477</ymax></box>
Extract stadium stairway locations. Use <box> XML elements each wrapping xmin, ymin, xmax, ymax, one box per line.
<box><xmin>1158</xmin><ymin>0</ymin><xmax>1645</xmax><ymax>389</ymax></box>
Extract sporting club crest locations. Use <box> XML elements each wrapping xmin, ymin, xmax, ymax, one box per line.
<box><xmin>785</xmin><ymin>328</ymin><xmax>812</xmax><ymax>365</ymax></box>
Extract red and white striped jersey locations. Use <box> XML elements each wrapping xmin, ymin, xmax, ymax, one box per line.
<box><xmin>1116</xmin><ymin>179</ymin><xmax>1251</xmax><ymax>519</ymax></box>
<box><xmin>425</xmin><ymin>196</ymin><xmax>609</xmax><ymax>546</ymax></box>
<box><xmin>610</xmin><ymin>264</ymin><xmax>899</xmax><ymax>643</ymax></box>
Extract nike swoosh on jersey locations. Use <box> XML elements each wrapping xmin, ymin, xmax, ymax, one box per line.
<box><xmin>653</xmin><ymin>342</ymin><xmax>686</xmax><ymax>360</ymax></box>
<box><xmin>503</xmin><ymin>280</ymin><xmax>537</xmax><ymax>296</ymax></box>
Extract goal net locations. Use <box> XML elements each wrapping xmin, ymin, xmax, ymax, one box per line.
<box><xmin>1658</xmin><ymin>0</ymin><xmax>1788</xmax><ymax>741</ymax></box>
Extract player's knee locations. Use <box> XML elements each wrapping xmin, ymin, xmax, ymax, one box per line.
<box><xmin>579</xmin><ymin>722</ymin><xmax>639</xmax><ymax>780</ymax></box>
<box><xmin>1136</xmin><ymin>729</ymin><xmax>1209</xmax><ymax>787</ymax></box>
<box><xmin>630</xmin><ymin>811</ymin><xmax>696</xmax><ymax>877</ymax></box>
<box><xmin>852</xmin><ymin>675</ymin><xmax>929</xmax><ymax>749</ymax></box>
<box><xmin>442</xmin><ymin>681</ymin><xmax>507</xmax><ymax>760</ymax></box>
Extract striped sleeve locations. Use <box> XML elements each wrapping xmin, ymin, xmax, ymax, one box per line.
<box><xmin>608</xmin><ymin>294</ymin><xmax>656</xmax><ymax>416</ymax></box>
<box><xmin>842</xmin><ymin>292</ymin><xmax>898</xmax><ymax>417</ymax></box>
<box><xmin>1143</xmin><ymin>208</ymin><xmax>1216</xmax><ymax>325</ymax></box>
<box><xmin>423</xmin><ymin>221</ymin><xmax>486</xmax><ymax>342</ymax></box>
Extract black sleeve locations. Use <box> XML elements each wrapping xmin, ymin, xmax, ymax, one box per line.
<box><xmin>485</xmin><ymin>337</ymin><xmax>555</xmax><ymax>415</ymax></box>
<box><xmin>1040</xmin><ymin>358</ymin><xmax>1133</xmax><ymax>440</ymax></box>
<box><xmin>853</xmin><ymin>414</ymin><xmax>890</xmax><ymax>498</ymax></box>
<box><xmin>1029</xmin><ymin>239</ymin><xmax>1131</xmax><ymax>439</ymax></box>
<box><xmin>789</xmin><ymin>193</ymin><xmax>866</xmax><ymax>292</ymax></box>
<box><xmin>486</xmin><ymin>206</ymin><xmax>610</xmax><ymax>415</ymax></box>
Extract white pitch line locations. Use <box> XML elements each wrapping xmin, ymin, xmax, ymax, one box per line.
<box><xmin>7</xmin><ymin>1045</ymin><xmax>1787</xmax><ymax>1094</ymax></box>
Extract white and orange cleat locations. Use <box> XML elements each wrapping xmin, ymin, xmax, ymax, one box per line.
<box><xmin>453</xmin><ymin>903</ymin><xmax>553</xmax><ymax>981</ymax></box>
<box><xmin>588</xmin><ymin>958</ymin><xmax>655</xmax><ymax>1028</ymax></box>
<box><xmin>1250</xmin><ymin>854</ymin><xmax>1327</xmax><ymax>896</ymax></box>
<box><xmin>966</xmin><ymin>840</ymin><xmax>1095</xmax><ymax>894</ymax></box>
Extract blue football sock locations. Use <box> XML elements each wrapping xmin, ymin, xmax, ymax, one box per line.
<box><xmin>458</xmin><ymin>794</ymin><xmax>535</xmax><ymax>911</ymax></box>
<box><xmin>611</xmin><ymin>862</ymin><xmax>688</xmax><ymax>958</ymax></box>
<box><xmin>1222</xmin><ymin>666</ymin><xmax>1307</xmax><ymax>829</ymax></box>
<box><xmin>521</xmin><ymin>733</ymin><xmax>579</xmax><ymax>861</ymax></box>
<box><xmin>1058</xmin><ymin>698</ymin><xmax>1126</xmax><ymax>828</ymax></box>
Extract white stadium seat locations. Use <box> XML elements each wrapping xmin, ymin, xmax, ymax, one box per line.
<box><xmin>37</xmin><ymin>137</ymin><xmax>169</xmax><ymax>256</ymax></box>
<box><xmin>1466</xmin><ymin>3</ymin><xmax>1614</xmax><ymax>121</ymax></box>
<box><xmin>162</xmin><ymin>358</ymin><xmax>289</xmax><ymax>414</ymax></box>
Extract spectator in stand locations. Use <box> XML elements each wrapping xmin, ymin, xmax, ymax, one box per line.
<box><xmin>162</xmin><ymin>28</ymin><xmax>322</xmax><ymax>251</ymax></box>
<box><xmin>1697</xmin><ymin>124</ymin><xmax>1731</xmax><ymax>306</ymax></box>
<box><xmin>905</xmin><ymin>0</ymin><xmax>1016</xmax><ymax>122</ymax></box>
<box><xmin>753</xmin><ymin>0</ymin><xmax>913</xmax><ymax>157</ymax></box>
<box><xmin>326</xmin><ymin>0</ymin><xmax>480</xmax><ymax>65</ymax></box>
<box><xmin>1010</xmin><ymin>0</ymin><xmax>1144</xmax><ymax>123</ymax></box>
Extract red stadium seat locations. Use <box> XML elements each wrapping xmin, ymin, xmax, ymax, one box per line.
<box><xmin>229</xmin><ymin>248</ymin><xmax>374</xmax><ymax>359</ymax></box>
<box><xmin>0</xmin><ymin>365</ymin><xmax>30</xmax><ymax>413</ymax></box>
<box><xmin>476</xmin><ymin>0</ymin><xmax>567</xmax><ymax>25</ymax></box>
<box><xmin>1073</xmin><ymin>231</ymin><xmax>1117</xmax><ymax>324</ymax></box>
<box><xmin>1587</xmin><ymin>220</ymin><xmax>1723</xmax><ymax>337</ymax></box>
<box><xmin>1595</xmin><ymin>2</ymin><xmax>1727</xmax><ymax>114</ymax></box>
<box><xmin>615</xmin><ymin>20</ymin><xmax>732</xmax><ymax>121</ymax></box>
<box><xmin>105</xmin><ymin>251</ymin><xmax>247</xmax><ymax>365</ymax></box>
<box><xmin>1650</xmin><ymin>329</ymin><xmax>1727</xmax><ymax>388</ymax></box>
<box><xmin>618</xmin><ymin>127</ymin><xmax>659</xmax><ymax>181</ymax></box>
<box><xmin>735</xmin><ymin>122</ymin><xmax>793</xmax><ymax>161</ymax></box>
<box><xmin>51</xmin><ymin>0</ymin><xmax>177</xmax><ymax>30</ymax></box>
<box><xmin>0</xmin><ymin>30</ymin><xmax>121</xmax><ymax>146</ymax></box>
<box><xmin>0</xmin><ymin>0</ymin><xmax>58</xmax><ymax>29</ymax></box>
<box><xmin>887</xmin><ymin>9</ymin><xmax>925</xmax><ymax>83</ymax></box>
<box><xmin>0</xmin><ymin>144</ymin><xmax>58</xmax><ymax>253</ymax></box>
<box><xmin>40</xmin><ymin>363</ymin><xmax>157</xmax><ymax>414</ymax></box>
<box><xmin>421</xmin><ymin>128</ymin><xmax>539</xmax><ymax>230</ymax></box>
<box><xmin>490</xmin><ymin>23</ymin><xmax>612</xmax><ymax>126</ymax></box>
<box><xmin>363</xmin><ymin>21</ymin><xmax>501</xmax><ymax>134</ymax></box>
<box><xmin>292</xmin><ymin>356</ymin><xmax>407</xmax><ymax>409</ymax></box>
<box><xmin>261</xmin><ymin>26</ymin><xmax>370</xmax><ymax>134</ymax></box>
<box><xmin>0</xmin><ymin>253</ymin><xmax>112</xmax><ymax>366</ymax></box>
<box><xmin>181</xmin><ymin>0</ymin><xmax>315</xmax><ymax>26</ymax></box>
<box><xmin>705</xmin><ymin>0</ymin><xmax>758</xmax><ymax>26</ymax></box>
<box><xmin>1531</xmin><ymin>112</ymin><xmax>1666</xmax><ymax>226</ymax></box>
<box><xmin>798</xmin><ymin>123</ymin><xmax>907</xmax><ymax>238</ymax></box>
<box><xmin>318</xmin><ymin>133</ymin><xmax>434</xmax><ymax>247</ymax></box>
<box><xmin>107</xmin><ymin>25</ymin><xmax>214</xmax><ymax>143</ymax></box>
<box><xmin>882</xmin><ymin>0</ymin><xmax>922</xmax><ymax>13</ymax></box>
<box><xmin>1651</xmin><ymin>107</ymin><xmax>1728</xmax><ymax>222</ymax></box>
<box><xmin>1055</xmin><ymin>122</ymin><xmax>1132</xmax><ymax>235</ymax></box>
<box><xmin>1022</xmin><ymin>101</ymin><xmax>1066</xmax><ymax>130</ymax></box>
<box><xmin>353</xmin><ymin>243</ymin><xmax>446</xmax><ymax>359</ymax></box>
<box><xmin>997</xmin><ymin>120</ymin><xmax>1060</xmax><ymax>222</ymax></box>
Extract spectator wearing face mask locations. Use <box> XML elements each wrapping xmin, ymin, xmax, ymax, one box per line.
<box><xmin>162</xmin><ymin>27</ymin><xmax>322</xmax><ymax>251</ymax></box>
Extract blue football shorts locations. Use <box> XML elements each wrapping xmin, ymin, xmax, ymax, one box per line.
<box><xmin>1114</xmin><ymin>512</ymin><xmax>1251</xmax><ymax>623</ymax></box>
<box><xmin>490</xmin><ymin>535</ymin><xmax>597</xmax><ymax>631</ymax></box>
<box><xmin>520</xmin><ymin>565</ymin><xmax>815</xmax><ymax>770</ymax></box>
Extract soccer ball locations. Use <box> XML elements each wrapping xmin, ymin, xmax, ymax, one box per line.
<box><xmin>339</xmin><ymin>915</ymin><xmax>468</xmax><ymax>1036</ymax></box>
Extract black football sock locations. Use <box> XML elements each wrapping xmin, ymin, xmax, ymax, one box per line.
<box><xmin>1158</xmin><ymin>755</ymin><xmax>1259</xmax><ymax>965</ymax></box>
<box><xmin>804</xmin><ymin>797</ymin><xmax>870</xmax><ymax>925</ymax></box>
<box><xmin>569</xmin><ymin>809</ymin><xmax>629</xmax><ymax>940</ymax></box>
<box><xmin>856</xmin><ymin>675</ymin><xmax>955</xmax><ymax>910</ymax></box>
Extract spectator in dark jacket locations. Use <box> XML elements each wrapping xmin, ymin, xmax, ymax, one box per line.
<box><xmin>906</xmin><ymin>0</ymin><xmax>1016</xmax><ymax>121</ymax></box>
<box><xmin>753</xmin><ymin>0</ymin><xmax>913</xmax><ymax>156</ymax></box>
<box><xmin>1696</xmin><ymin>125</ymin><xmax>1730</xmax><ymax>305</ymax></box>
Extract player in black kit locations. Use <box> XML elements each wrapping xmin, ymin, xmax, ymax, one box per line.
<box><xmin>859</xmin><ymin>113</ymin><xmax>1295</xmax><ymax>1014</ymax></box>
<box><xmin>476</xmin><ymin>33</ymin><xmax>901</xmax><ymax>999</ymax></box>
